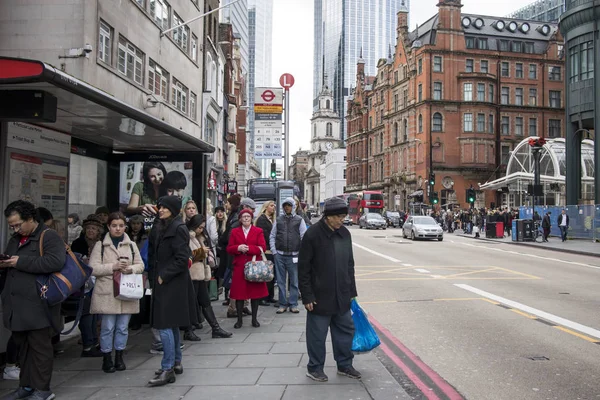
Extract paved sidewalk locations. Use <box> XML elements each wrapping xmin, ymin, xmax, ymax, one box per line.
<box><xmin>455</xmin><ymin>230</ymin><xmax>600</xmax><ymax>257</ymax></box>
<box><xmin>0</xmin><ymin>304</ymin><xmax>411</xmax><ymax>400</ymax></box>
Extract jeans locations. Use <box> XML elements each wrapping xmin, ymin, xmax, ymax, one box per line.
<box><xmin>100</xmin><ymin>314</ymin><xmax>131</xmax><ymax>353</ymax></box>
<box><xmin>159</xmin><ymin>328</ymin><xmax>182</xmax><ymax>370</ymax></box>
<box><xmin>275</xmin><ymin>254</ymin><xmax>299</xmax><ymax>308</ymax></box>
<box><xmin>560</xmin><ymin>225</ymin><xmax>568</xmax><ymax>241</ymax></box>
<box><xmin>79</xmin><ymin>313</ymin><xmax>99</xmax><ymax>348</ymax></box>
<box><xmin>306</xmin><ymin>310</ymin><xmax>355</xmax><ymax>373</ymax></box>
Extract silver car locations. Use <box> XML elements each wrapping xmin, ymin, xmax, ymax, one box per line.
<box><xmin>359</xmin><ymin>213</ymin><xmax>387</xmax><ymax>230</ymax></box>
<box><xmin>402</xmin><ymin>216</ymin><xmax>444</xmax><ymax>241</ymax></box>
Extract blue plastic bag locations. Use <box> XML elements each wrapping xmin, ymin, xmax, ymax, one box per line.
<box><xmin>140</xmin><ymin>240</ymin><xmax>149</xmax><ymax>272</ymax></box>
<box><xmin>351</xmin><ymin>298</ymin><xmax>381</xmax><ymax>353</ymax></box>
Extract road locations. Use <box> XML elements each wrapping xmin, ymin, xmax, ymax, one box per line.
<box><xmin>348</xmin><ymin>224</ymin><xmax>600</xmax><ymax>400</ymax></box>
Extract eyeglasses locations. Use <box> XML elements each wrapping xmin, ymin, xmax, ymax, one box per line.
<box><xmin>8</xmin><ymin>221</ymin><xmax>24</xmax><ymax>231</ymax></box>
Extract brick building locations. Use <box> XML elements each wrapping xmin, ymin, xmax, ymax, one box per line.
<box><xmin>346</xmin><ymin>0</ymin><xmax>565</xmax><ymax>211</ymax></box>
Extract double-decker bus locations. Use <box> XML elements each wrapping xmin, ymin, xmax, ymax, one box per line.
<box><xmin>341</xmin><ymin>191</ymin><xmax>385</xmax><ymax>223</ymax></box>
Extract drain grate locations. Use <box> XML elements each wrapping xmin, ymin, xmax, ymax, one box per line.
<box><xmin>527</xmin><ymin>356</ymin><xmax>550</xmax><ymax>361</ymax></box>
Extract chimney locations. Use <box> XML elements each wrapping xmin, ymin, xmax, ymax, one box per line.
<box><xmin>437</xmin><ymin>0</ymin><xmax>463</xmax><ymax>30</ymax></box>
<box><xmin>357</xmin><ymin>47</ymin><xmax>365</xmax><ymax>78</ymax></box>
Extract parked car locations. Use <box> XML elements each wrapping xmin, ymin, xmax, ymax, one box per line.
<box><xmin>384</xmin><ymin>211</ymin><xmax>401</xmax><ymax>227</ymax></box>
<box><xmin>343</xmin><ymin>215</ymin><xmax>353</xmax><ymax>226</ymax></box>
<box><xmin>402</xmin><ymin>216</ymin><xmax>444</xmax><ymax>241</ymax></box>
<box><xmin>359</xmin><ymin>213</ymin><xmax>387</xmax><ymax>230</ymax></box>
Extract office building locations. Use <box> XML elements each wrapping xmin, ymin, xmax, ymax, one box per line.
<box><xmin>221</xmin><ymin>0</ymin><xmax>249</xmax><ymax>75</ymax></box>
<box><xmin>507</xmin><ymin>0</ymin><xmax>565</xmax><ymax>23</ymax></box>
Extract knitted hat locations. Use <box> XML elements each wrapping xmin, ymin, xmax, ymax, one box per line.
<box><xmin>323</xmin><ymin>197</ymin><xmax>349</xmax><ymax>216</ymax></box>
<box><xmin>238</xmin><ymin>208</ymin><xmax>254</xmax><ymax>220</ymax></box>
<box><xmin>240</xmin><ymin>197</ymin><xmax>257</xmax><ymax>210</ymax></box>
<box><xmin>158</xmin><ymin>195</ymin><xmax>182</xmax><ymax>217</ymax></box>
<box><xmin>82</xmin><ymin>214</ymin><xmax>103</xmax><ymax>229</ymax></box>
<box><xmin>95</xmin><ymin>206</ymin><xmax>110</xmax><ymax>215</ymax></box>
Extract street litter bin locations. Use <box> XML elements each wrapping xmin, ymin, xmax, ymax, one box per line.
<box><xmin>486</xmin><ymin>222</ymin><xmax>497</xmax><ymax>238</ymax></box>
<box><xmin>522</xmin><ymin>219</ymin><xmax>534</xmax><ymax>241</ymax></box>
<box><xmin>495</xmin><ymin>222</ymin><xmax>504</xmax><ymax>238</ymax></box>
<box><xmin>512</xmin><ymin>220</ymin><xmax>518</xmax><ymax>241</ymax></box>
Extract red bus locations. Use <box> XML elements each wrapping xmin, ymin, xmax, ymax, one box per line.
<box><xmin>341</xmin><ymin>191</ymin><xmax>384</xmax><ymax>223</ymax></box>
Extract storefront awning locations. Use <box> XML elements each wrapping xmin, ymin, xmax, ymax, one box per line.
<box><xmin>0</xmin><ymin>57</ymin><xmax>215</xmax><ymax>153</ymax></box>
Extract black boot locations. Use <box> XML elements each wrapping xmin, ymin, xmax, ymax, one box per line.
<box><xmin>183</xmin><ymin>329</ymin><xmax>202</xmax><ymax>342</ymax></box>
<box><xmin>204</xmin><ymin>306</ymin><xmax>232</xmax><ymax>338</ymax></box>
<box><xmin>102</xmin><ymin>352</ymin><xmax>115</xmax><ymax>373</ymax></box>
<box><xmin>251</xmin><ymin>299</ymin><xmax>260</xmax><ymax>327</ymax></box>
<box><xmin>234</xmin><ymin>300</ymin><xmax>244</xmax><ymax>329</ymax></box>
<box><xmin>114</xmin><ymin>350</ymin><xmax>126</xmax><ymax>371</ymax></box>
<box><xmin>173</xmin><ymin>361</ymin><xmax>184</xmax><ymax>375</ymax></box>
<box><xmin>148</xmin><ymin>369</ymin><xmax>176</xmax><ymax>387</ymax></box>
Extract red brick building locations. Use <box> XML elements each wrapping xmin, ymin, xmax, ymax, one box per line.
<box><xmin>346</xmin><ymin>0</ymin><xmax>564</xmax><ymax>211</ymax></box>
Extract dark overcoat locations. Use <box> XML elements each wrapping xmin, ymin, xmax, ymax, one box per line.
<box><xmin>148</xmin><ymin>218</ymin><xmax>198</xmax><ymax>329</ymax></box>
<box><xmin>298</xmin><ymin>219</ymin><xmax>358</xmax><ymax>316</ymax></box>
<box><xmin>1</xmin><ymin>224</ymin><xmax>65</xmax><ymax>332</ymax></box>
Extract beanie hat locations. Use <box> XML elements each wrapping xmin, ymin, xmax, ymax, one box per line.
<box><xmin>238</xmin><ymin>208</ymin><xmax>254</xmax><ymax>220</ymax></box>
<box><xmin>158</xmin><ymin>195</ymin><xmax>182</xmax><ymax>217</ymax></box>
<box><xmin>240</xmin><ymin>197</ymin><xmax>257</xmax><ymax>210</ymax></box>
<box><xmin>82</xmin><ymin>214</ymin><xmax>103</xmax><ymax>229</ymax></box>
<box><xmin>95</xmin><ymin>206</ymin><xmax>110</xmax><ymax>215</ymax></box>
<box><xmin>323</xmin><ymin>197</ymin><xmax>349</xmax><ymax>216</ymax></box>
<box><xmin>227</xmin><ymin>193</ymin><xmax>242</xmax><ymax>209</ymax></box>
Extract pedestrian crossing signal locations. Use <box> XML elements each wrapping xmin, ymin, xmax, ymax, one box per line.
<box><xmin>466</xmin><ymin>188</ymin><xmax>475</xmax><ymax>204</ymax></box>
<box><xmin>431</xmin><ymin>192</ymin><xmax>439</xmax><ymax>204</ymax></box>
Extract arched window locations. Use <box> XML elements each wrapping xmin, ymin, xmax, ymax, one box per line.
<box><xmin>418</xmin><ymin>114</ymin><xmax>423</xmax><ymax>133</ymax></box>
<box><xmin>326</xmin><ymin>100</ymin><xmax>330</xmax><ymax>109</ymax></box>
<box><xmin>403</xmin><ymin>119</ymin><xmax>408</xmax><ymax>142</ymax></box>
<box><xmin>326</xmin><ymin>122</ymin><xmax>332</xmax><ymax>137</ymax></box>
<box><xmin>380</xmin><ymin>132</ymin><xmax>384</xmax><ymax>152</ymax></box>
<box><xmin>313</xmin><ymin>125</ymin><xmax>317</xmax><ymax>138</ymax></box>
<box><xmin>394</xmin><ymin>122</ymin><xmax>399</xmax><ymax>144</ymax></box>
<box><xmin>205</xmin><ymin>53</ymin><xmax>213</xmax><ymax>91</ymax></box>
<box><xmin>432</xmin><ymin>112</ymin><xmax>443</xmax><ymax>132</ymax></box>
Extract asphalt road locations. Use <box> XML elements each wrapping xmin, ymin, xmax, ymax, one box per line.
<box><xmin>348</xmin><ymin>224</ymin><xmax>600</xmax><ymax>400</ymax></box>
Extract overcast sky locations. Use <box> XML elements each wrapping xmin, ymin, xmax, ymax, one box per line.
<box><xmin>270</xmin><ymin>0</ymin><xmax>532</xmax><ymax>157</ymax></box>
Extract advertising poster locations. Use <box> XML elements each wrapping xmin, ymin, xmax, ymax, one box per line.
<box><xmin>119</xmin><ymin>161</ymin><xmax>193</xmax><ymax>230</ymax></box>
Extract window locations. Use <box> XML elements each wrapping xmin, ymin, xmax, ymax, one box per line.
<box><xmin>515</xmin><ymin>117</ymin><xmax>523</xmax><ymax>136</ymax></box>
<box><xmin>548</xmin><ymin>119</ymin><xmax>561</xmax><ymax>138</ymax></box>
<box><xmin>463</xmin><ymin>83</ymin><xmax>473</xmax><ymax>101</ymax></box>
<box><xmin>418</xmin><ymin>114</ymin><xmax>423</xmax><ymax>133</ymax></box>
<box><xmin>326</xmin><ymin>122</ymin><xmax>333</xmax><ymax>137</ymax></box>
<box><xmin>433</xmin><ymin>82</ymin><xmax>442</xmax><ymax>100</ymax></box>
<box><xmin>171</xmin><ymin>77</ymin><xmax>188</xmax><ymax>114</ymax></box>
<box><xmin>394</xmin><ymin>71</ymin><xmax>399</xmax><ymax>83</ymax></box>
<box><xmin>191</xmin><ymin>35</ymin><xmax>198</xmax><ymax>62</ymax></box>
<box><xmin>464</xmin><ymin>113</ymin><xmax>473</xmax><ymax>132</ymax></box>
<box><xmin>477</xmin><ymin>113</ymin><xmax>485</xmax><ymax>132</ymax></box>
<box><xmin>369</xmin><ymin>116</ymin><xmax>372</xmax><ymax>130</ymax></box>
<box><xmin>515</xmin><ymin>88</ymin><xmax>523</xmax><ymax>105</ymax></box>
<box><xmin>135</xmin><ymin>0</ymin><xmax>145</xmax><ymax>6</ymax></box>
<box><xmin>529</xmin><ymin>118</ymin><xmax>537</xmax><ymax>136</ymax></box>
<box><xmin>501</xmin><ymin>145</ymin><xmax>511</xmax><ymax>164</ymax></box>
<box><xmin>433</xmin><ymin>56</ymin><xmax>442</xmax><ymax>72</ymax></box>
<box><xmin>313</xmin><ymin>125</ymin><xmax>316</xmax><ymax>138</ymax></box>
<box><xmin>466</xmin><ymin>37</ymin><xmax>475</xmax><ymax>49</ymax></box>
<box><xmin>548</xmin><ymin>66</ymin><xmax>561</xmax><ymax>81</ymax></box>
<box><xmin>499</xmin><ymin>40</ymin><xmax>509</xmax><ymax>52</ymax></box>
<box><xmin>501</xmin><ymin>116</ymin><xmax>509</xmax><ymax>135</ymax></box>
<box><xmin>393</xmin><ymin>93</ymin><xmax>398</xmax><ymax>111</ymax></box>
<box><xmin>466</xmin><ymin>59</ymin><xmax>474</xmax><ymax>73</ymax></box>
<box><xmin>529</xmin><ymin>64</ymin><xmax>537</xmax><ymax>79</ymax></box>
<box><xmin>204</xmin><ymin>117</ymin><xmax>215</xmax><ymax>144</ymax></box>
<box><xmin>481</xmin><ymin>60</ymin><xmax>488</xmax><ymax>73</ymax></box>
<box><xmin>403</xmin><ymin>120</ymin><xmax>408</xmax><ymax>142</ymax></box>
<box><xmin>489</xmin><ymin>84</ymin><xmax>494</xmax><ymax>102</ymax></box>
<box><xmin>394</xmin><ymin>122</ymin><xmax>399</xmax><ymax>144</ymax></box>
<box><xmin>418</xmin><ymin>84</ymin><xmax>422</xmax><ymax>102</ymax></box>
<box><xmin>516</xmin><ymin>63</ymin><xmax>523</xmax><ymax>78</ymax></box>
<box><xmin>118</xmin><ymin>37</ymin><xmax>144</xmax><ymax>85</ymax></box>
<box><xmin>579</xmin><ymin>40</ymin><xmax>594</xmax><ymax>81</ymax></box>
<box><xmin>172</xmin><ymin>13</ymin><xmax>189</xmax><ymax>52</ymax></box>
<box><xmin>98</xmin><ymin>20</ymin><xmax>112</xmax><ymax>64</ymax></box>
<box><xmin>501</xmin><ymin>62</ymin><xmax>509</xmax><ymax>77</ymax></box>
<box><xmin>529</xmin><ymin>88</ymin><xmax>537</xmax><ymax>106</ymax></box>
<box><xmin>432</xmin><ymin>113</ymin><xmax>443</xmax><ymax>132</ymax></box>
<box><xmin>148</xmin><ymin>59</ymin><xmax>169</xmax><ymax>99</ymax></box>
<box><xmin>380</xmin><ymin>133</ymin><xmax>384</xmax><ymax>153</ymax></box>
<box><xmin>150</xmin><ymin>0</ymin><xmax>169</xmax><ymax>30</ymax></box>
<box><xmin>403</xmin><ymin>90</ymin><xmax>408</xmax><ymax>107</ymax></box>
<box><xmin>488</xmin><ymin>114</ymin><xmax>494</xmax><ymax>133</ymax></box>
<box><xmin>549</xmin><ymin>90</ymin><xmax>561</xmax><ymax>108</ymax></box>
<box><xmin>524</xmin><ymin>42</ymin><xmax>534</xmax><ymax>54</ymax></box>
<box><xmin>418</xmin><ymin>58</ymin><xmax>422</xmax><ymax>74</ymax></box>
<box><xmin>511</xmin><ymin>41</ymin><xmax>522</xmax><ymax>53</ymax></box>
<box><xmin>478</xmin><ymin>38</ymin><xmax>488</xmax><ymax>50</ymax></box>
<box><xmin>477</xmin><ymin>83</ymin><xmax>485</xmax><ymax>101</ymax></box>
<box><xmin>190</xmin><ymin>92</ymin><xmax>197</xmax><ymax>120</ymax></box>
<box><xmin>501</xmin><ymin>87</ymin><xmax>509</xmax><ymax>104</ymax></box>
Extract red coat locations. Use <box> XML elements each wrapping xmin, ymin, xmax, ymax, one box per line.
<box><xmin>226</xmin><ymin>225</ymin><xmax>268</xmax><ymax>300</ymax></box>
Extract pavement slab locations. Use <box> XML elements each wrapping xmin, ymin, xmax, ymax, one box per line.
<box><xmin>257</xmin><ymin>366</ymin><xmax>363</xmax><ymax>385</ymax></box>
<box><xmin>281</xmin><ymin>384</ymin><xmax>372</xmax><ymax>400</ymax></box>
<box><xmin>229</xmin><ymin>353</ymin><xmax>303</xmax><ymax>368</ymax></box>
<box><xmin>183</xmin><ymin>384</ymin><xmax>286</xmax><ymax>399</ymax></box>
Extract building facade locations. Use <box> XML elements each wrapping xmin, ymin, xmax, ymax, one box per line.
<box><xmin>559</xmin><ymin>0</ymin><xmax>599</xmax><ymax>204</ymax></box>
<box><xmin>220</xmin><ymin>0</ymin><xmax>249</xmax><ymax>75</ymax></box>
<box><xmin>313</xmin><ymin>0</ymin><xmax>410</xmax><ymax>141</ymax></box>
<box><xmin>346</xmin><ymin>0</ymin><xmax>565</xmax><ymax>211</ymax></box>
<box><xmin>324</xmin><ymin>149</ymin><xmax>347</xmax><ymax>200</ymax></box>
<box><xmin>507</xmin><ymin>0</ymin><xmax>565</xmax><ymax>23</ymax></box>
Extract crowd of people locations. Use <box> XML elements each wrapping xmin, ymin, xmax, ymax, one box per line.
<box><xmin>0</xmin><ymin>192</ymin><xmax>361</xmax><ymax>398</ymax></box>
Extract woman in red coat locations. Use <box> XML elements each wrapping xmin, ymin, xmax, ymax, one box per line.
<box><xmin>227</xmin><ymin>209</ymin><xmax>268</xmax><ymax>329</ymax></box>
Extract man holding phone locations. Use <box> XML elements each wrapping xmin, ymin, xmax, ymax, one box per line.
<box><xmin>1</xmin><ymin>200</ymin><xmax>66</xmax><ymax>400</ymax></box>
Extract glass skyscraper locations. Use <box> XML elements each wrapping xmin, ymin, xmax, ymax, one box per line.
<box><xmin>507</xmin><ymin>0</ymin><xmax>565</xmax><ymax>23</ymax></box>
<box><xmin>314</xmin><ymin>0</ymin><xmax>410</xmax><ymax>141</ymax></box>
<box><xmin>221</xmin><ymin>0</ymin><xmax>249</xmax><ymax>75</ymax></box>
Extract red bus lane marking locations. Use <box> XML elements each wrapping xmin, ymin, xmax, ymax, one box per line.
<box><xmin>369</xmin><ymin>315</ymin><xmax>464</xmax><ymax>400</ymax></box>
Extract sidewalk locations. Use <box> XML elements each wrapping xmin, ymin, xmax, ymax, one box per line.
<box><xmin>0</xmin><ymin>304</ymin><xmax>411</xmax><ymax>400</ymax></box>
<box><xmin>455</xmin><ymin>230</ymin><xmax>600</xmax><ymax>257</ymax></box>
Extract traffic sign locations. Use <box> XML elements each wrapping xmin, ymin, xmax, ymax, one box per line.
<box><xmin>279</xmin><ymin>73</ymin><xmax>295</xmax><ymax>90</ymax></box>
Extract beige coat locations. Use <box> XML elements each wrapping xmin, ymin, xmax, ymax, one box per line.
<box><xmin>89</xmin><ymin>233</ymin><xmax>145</xmax><ymax>315</ymax></box>
<box><xmin>189</xmin><ymin>231</ymin><xmax>211</xmax><ymax>281</ymax></box>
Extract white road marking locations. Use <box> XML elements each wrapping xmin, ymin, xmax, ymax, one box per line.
<box><xmin>352</xmin><ymin>243</ymin><xmax>401</xmax><ymax>263</ymax></box>
<box><xmin>403</xmin><ymin>263</ymin><xmax>414</xmax><ymax>267</ymax></box>
<box><xmin>455</xmin><ymin>284</ymin><xmax>600</xmax><ymax>339</ymax></box>
<box><xmin>431</xmin><ymin>275</ymin><xmax>443</xmax><ymax>279</ymax></box>
<box><xmin>415</xmin><ymin>268</ymin><xmax>430</xmax><ymax>273</ymax></box>
<box><xmin>454</xmin><ymin>240</ymin><xmax>600</xmax><ymax>270</ymax></box>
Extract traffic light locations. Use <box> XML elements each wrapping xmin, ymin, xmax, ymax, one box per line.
<box><xmin>466</xmin><ymin>188</ymin><xmax>475</xmax><ymax>204</ymax></box>
<box><xmin>270</xmin><ymin>161</ymin><xmax>277</xmax><ymax>179</ymax></box>
<box><xmin>431</xmin><ymin>191</ymin><xmax>439</xmax><ymax>205</ymax></box>
<box><xmin>429</xmin><ymin>172</ymin><xmax>435</xmax><ymax>186</ymax></box>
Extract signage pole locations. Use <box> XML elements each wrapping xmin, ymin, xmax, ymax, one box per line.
<box><xmin>284</xmin><ymin>89</ymin><xmax>290</xmax><ymax>181</ymax></box>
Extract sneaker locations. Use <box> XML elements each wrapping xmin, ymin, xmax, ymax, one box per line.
<box><xmin>306</xmin><ymin>370</ymin><xmax>328</xmax><ymax>382</ymax></box>
<box><xmin>337</xmin><ymin>366</ymin><xmax>361</xmax><ymax>379</ymax></box>
<box><xmin>276</xmin><ymin>307</ymin><xmax>287</xmax><ymax>314</ymax></box>
<box><xmin>81</xmin><ymin>347</ymin><xmax>103</xmax><ymax>358</ymax></box>
<box><xmin>1</xmin><ymin>387</ymin><xmax>33</xmax><ymax>399</ymax></box>
<box><xmin>3</xmin><ymin>365</ymin><xmax>20</xmax><ymax>380</ymax></box>
<box><xmin>149</xmin><ymin>345</ymin><xmax>164</xmax><ymax>355</ymax></box>
<box><xmin>289</xmin><ymin>307</ymin><xmax>300</xmax><ymax>314</ymax></box>
<box><xmin>29</xmin><ymin>390</ymin><xmax>55</xmax><ymax>400</ymax></box>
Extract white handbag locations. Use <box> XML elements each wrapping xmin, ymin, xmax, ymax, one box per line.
<box><xmin>113</xmin><ymin>272</ymin><xmax>144</xmax><ymax>301</ymax></box>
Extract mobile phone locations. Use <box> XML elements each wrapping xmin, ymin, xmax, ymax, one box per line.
<box><xmin>0</xmin><ymin>254</ymin><xmax>11</xmax><ymax>261</ymax></box>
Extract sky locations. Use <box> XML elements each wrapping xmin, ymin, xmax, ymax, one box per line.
<box><xmin>270</xmin><ymin>0</ymin><xmax>533</xmax><ymax>156</ymax></box>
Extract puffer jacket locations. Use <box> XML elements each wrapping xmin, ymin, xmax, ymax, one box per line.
<box><xmin>189</xmin><ymin>231</ymin><xmax>211</xmax><ymax>281</ymax></box>
<box><xmin>89</xmin><ymin>233</ymin><xmax>145</xmax><ymax>315</ymax></box>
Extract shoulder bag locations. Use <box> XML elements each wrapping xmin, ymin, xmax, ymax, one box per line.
<box><xmin>243</xmin><ymin>248</ymin><xmax>274</xmax><ymax>282</ymax></box>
